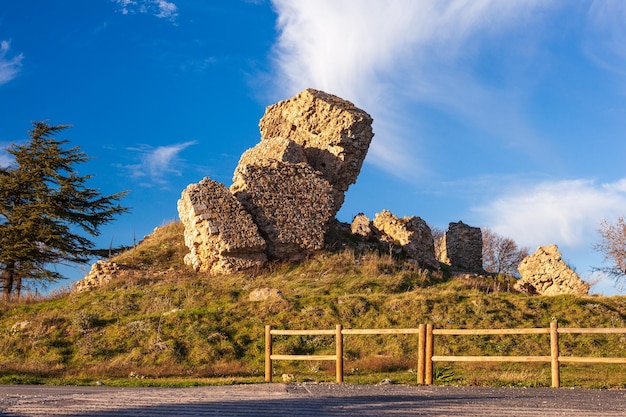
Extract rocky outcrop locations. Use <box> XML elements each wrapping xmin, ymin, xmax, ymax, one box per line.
<box><xmin>436</xmin><ymin>221</ymin><xmax>483</xmax><ymax>271</ymax></box>
<box><xmin>351</xmin><ymin>213</ymin><xmax>378</xmax><ymax>240</ymax></box>
<box><xmin>74</xmin><ymin>260</ymin><xmax>127</xmax><ymax>292</ymax></box>
<box><xmin>231</xmin><ymin>160</ymin><xmax>335</xmax><ymax>260</ymax></box>
<box><xmin>372</xmin><ymin>210</ymin><xmax>439</xmax><ymax>269</ymax></box>
<box><xmin>515</xmin><ymin>244</ymin><xmax>589</xmax><ymax>296</ymax></box>
<box><xmin>259</xmin><ymin>88</ymin><xmax>374</xmax><ymax>211</ymax></box>
<box><xmin>177</xmin><ymin>178</ymin><xmax>267</xmax><ymax>274</ymax></box>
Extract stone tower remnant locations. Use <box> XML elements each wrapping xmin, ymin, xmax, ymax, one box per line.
<box><xmin>436</xmin><ymin>221</ymin><xmax>483</xmax><ymax>271</ymax></box>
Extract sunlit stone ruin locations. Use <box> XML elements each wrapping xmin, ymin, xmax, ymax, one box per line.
<box><xmin>435</xmin><ymin>221</ymin><xmax>483</xmax><ymax>271</ymax></box>
<box><xmin>77</xmin><ymin>88</ymin><xmax>590</xmax><ymax>296</ymax></box>
<box><xmin>515</xmin><ymin>244</ymin><xmax>589</xmax><ymax>296</ymax></box>
<box><xmin>178</xmin><ymin>89</ymin><xmax>375</xmax><ymax>273</ymax></box>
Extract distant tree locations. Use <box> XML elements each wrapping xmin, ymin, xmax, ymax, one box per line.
<box><xmin>431</xmin><ymin>226</ymin><xmax>444</xmax><ymax>243</ymax></box>
<box><xmin>0</xmin><ymin>122</ymin><xmax>128</xmax><ymax>299</ymax></box>
<box><xmin>481</xmin><ymin>228</ymin><xmax>529</xmax><ymax>276</ymax></box>
<box><xmin>595</xmin><ymin>217</ymin><xmax>626</xmax><ymax>280</ymax></box>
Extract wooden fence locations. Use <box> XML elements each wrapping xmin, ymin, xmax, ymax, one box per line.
<box><xmin>264</xmin><ymin>322</ymin><xmax>626</xmax><ymax>388</ymax></box>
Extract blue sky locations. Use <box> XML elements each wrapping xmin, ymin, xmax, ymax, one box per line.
<box><xmin>1</xmin><ymin>1</ymin><xmax>626</xmax><ymax>295</ymax></box>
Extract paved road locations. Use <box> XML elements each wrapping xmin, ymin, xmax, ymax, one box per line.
<box><xmin>1</xmin><ymin>383</ymin><xmax>625</xmax><ymax>416</ymax></box>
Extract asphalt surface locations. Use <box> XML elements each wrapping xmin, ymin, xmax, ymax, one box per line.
<box><xmin>1</xmin><ymin>383</ymin><xmax>625</xmax><ymax>416</ymax></box>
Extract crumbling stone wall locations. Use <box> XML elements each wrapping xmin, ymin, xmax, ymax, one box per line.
<box><xmin>516</xmin><ymin>244</ymin><xmax>589</xmax><ymax>296</ymax></box>
<box><xmin>437</xmin><ymin>221</ymin><xmax>483</xmax><ymax>271</ymax></box>
<box><xmin>178</xmin><ymin>178</ymin><xmax>267</xmax><ymax>274</ymax></box>
<box><xmin>74</xmin><ymin>260</ymin><xmax>127</xmax><ymax>292</ymax></box>
<box><xmin>231</xmin><ymin>160</ymin><xmax>335</xmax><ymax>260</ymax></box>
<box><xmin>372</xmin><ymin>210</ymin><xmax>439</xmax><ymax>269</ymax></box>
<box><xmin>259</xmin><ymin>88</ymin><xmax>374</xmax><ymax>211</ymax></box>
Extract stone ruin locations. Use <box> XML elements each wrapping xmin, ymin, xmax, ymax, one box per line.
<box><xmin>174</xmin><ymin>88</ymin><xmax>497</xmax><ymax>275</ymax></box>
<box><xmin>259</xmin><ymin>89</ymin><xmax>373</xmax><ymax>211</ymax></box>
<box><xmin>436</xmin><ymin>221</ymin><xmax>483</xmax><ymax>271</ymax></box>
<box><xmin>74</xmin><ymin>260</ymin><xmax>127</xmax><ymax>292</ymax></box>
<box><xmin>74</xmin><ymin>90</ymin><xmax>594</xmax><ymax>298</ymax></box>
<box><xmin>371</xmin><ymin>210</ymin><xmax>439</xmax><ymax>269</ymax></box>
<box><xmin>231</xmin><ymin>159</ymin><xmax>336</xmax><ymax>260</ymax></box>
<box><xmin>177</xmin><ymin>177</ymin><xmax>267</xmax><ymax>274</ymax></box>
<box><xmin>178</xmin><ymin>89</ymin><xmax>375</xmax><ymax>273</ymax></box>
<box><xmin>515</xmin><ymin>244</ymin><xmax>589</xmax><ymax>296</ymax></box>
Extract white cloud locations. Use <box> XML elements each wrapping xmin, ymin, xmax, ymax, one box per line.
<box><xmin>123</xmin><ymin>141</ymin><xmax>196</xmax><ymax>187</ymax></box>
<box><xmin>583</xmin><ymin>0</ymin><xmax>626</xmax><ymax>76</ymax></box>
<box><xmin>473</xmin><ymin>178</ymin><xmax>626</xmax><ymax>249</ymax></box>
<box><xmin>0</xmin><ymin>40</ymin><xmax>23</xmax><ymax>86</ymax></box>
<box><xmin>269</xmin><ymin>0</ymin><xmax>559</xmax><ymax>179</ymax></box>
<box><xmin>112</xmin><ymin>0</ymin><xmax>178</xmax><ymax>21</ymax></box>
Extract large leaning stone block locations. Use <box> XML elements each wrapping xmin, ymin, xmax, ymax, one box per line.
<box><xmin>516</xmin><ymin>244</ymin><xmax>589</xmax><ymax>296</ymax></box>
<box><xmin>259</xmin><ymin>88</ymin><xmax>374</xmax><ymax>210</ymax></box>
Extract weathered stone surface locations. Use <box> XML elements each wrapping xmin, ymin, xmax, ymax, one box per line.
<box><xmin>259</xmin><ymin>88</ymin><xmax>374</xmax><ymax>210</ymax></box>
<box><xmin>372</xmin><ymin>210</ymin><xmax>439</xmax><ymax>269</ymax></box>
<box><xmin>436</xmin><ymin>221</ymin><xmax>483</xmax><ymax>271</ymax></box>
<box><xmin>74</xmin><ymin>260</ymin><xmax>127</xmax><ymax>293</ymax></box>
<box><xmin>515</xmin><ymin>244</ymin><xmax>589</xmax><ymax>296</ymax></box>
<box><xmin>231</xmin><ymin>160</ymin><xmax>335</xmax><ymax>260</ymax></box>
<box><xmin>248</xmin><ymin>287</ymin><xmax>284</xmax><ymax>302</ymax></box>
<box><xmin>177</xmin><ymin>177</ymin><xmax>267</xmax><ymax>274</ymax></box>
<box><xmin>233</xmin><ymin>137</ymin><xmax>307</xmax><ymax>180</ymax></box>
<box><xmin>351</xmin><ymin>213</ymin><xmax>377</xmax><ymax>239</ymax></box>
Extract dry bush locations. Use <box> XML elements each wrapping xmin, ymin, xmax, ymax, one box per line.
<box><xmin>596</xmin><ymin>217</ymin><xmax>626</xmax><ymax>282</ymax></box>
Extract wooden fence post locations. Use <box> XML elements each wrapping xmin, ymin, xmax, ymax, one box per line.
<box><xmin>265</xmin><ymin>325</ymin><xmax>272</xmax><ymax>383</ymax></box>
<box><xmin>336</xmin><ymin>324</ymin><xmax>344</xmax><ymax>384</ymax></box>
<box><xmin>425</xmin><ymin>324</ymin><xmax>434</xmax><ymax>385</ymax></box>
<box><xmin>417</xmin><ymin>324</ymin><xmax>426</xmax><ymax>384</ymax></box>
<box><xmin>550</xmin><ymin>321</ymin><xmax>560</xmax><ymax>388</ymax></box>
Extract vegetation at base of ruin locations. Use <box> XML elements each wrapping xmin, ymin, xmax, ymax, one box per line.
<box><xmin>0</xmin><ymin>222</ymin><xmax>625</xmax><ymax>389</ymax></box>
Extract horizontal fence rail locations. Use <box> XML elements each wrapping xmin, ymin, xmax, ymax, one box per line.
<box><xmin>264</xmin><ymin>323</ymin><xmax>626</xmax><ymax>387</ymax></box>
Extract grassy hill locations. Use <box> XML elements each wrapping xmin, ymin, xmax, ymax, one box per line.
<box><xmin>1</xmin><ymin>222</ymin><xmax>625</xmax><ymax>388</ymax></box>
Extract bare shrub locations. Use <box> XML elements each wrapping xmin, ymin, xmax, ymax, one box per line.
<box><xmin>482</xmin><ymin>228</ymin><xmax>529</xmax><ymax>277</ymax></box>
<box><xmin>595</xmin><ymin>217</ymin><xmax>626</xmax><ymax>282</ymax></box>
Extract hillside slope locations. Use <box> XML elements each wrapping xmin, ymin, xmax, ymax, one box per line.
<box><xmin>1</xmin><ymin>222</ymin><xmax>625</xmax><ymax>388</ymax></box>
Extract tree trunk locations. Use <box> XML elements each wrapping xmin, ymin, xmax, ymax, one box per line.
<box><xmin>2</xmin><ymin>261</ymin><xmax>15</xmax><ymax>300</ymax></box>
<box><xmin>15</xmin><ymin>276</ymin><xmax>22</xmax><ymax>298</ymax></box>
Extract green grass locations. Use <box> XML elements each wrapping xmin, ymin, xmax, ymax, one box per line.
<box><xmin>1</xmin><ymin>221</ymin><xmax>625</xmax><ymax>388</ymax></box>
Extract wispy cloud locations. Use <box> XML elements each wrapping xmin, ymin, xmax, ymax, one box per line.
<box><xmin>269</xmin><ymin>0</ymin><xmax>559</xmax><ymax>179</ymax></box>
<box><xmin>112</xmin><ymin>0</ymin><xmax>178</xmax><ymax>21</ymax></box>
<box><xmin>0</xmin><ymin>40</ymin><xmax>23</xmax><ymax>86</ymax></box>
<box><xmin>584</xmin><ymin>1</ymin><xmax>626</xmax><ymax>73</ymax></box>
<box><xmin>473</xmin><ymin>178</ymin><xmax>626</xmax><ymax>249</ymax></box>
<box><xmin>121</xmin><ymin>141</ymin><xmax>197</xmax><ymax>187</ymax></box>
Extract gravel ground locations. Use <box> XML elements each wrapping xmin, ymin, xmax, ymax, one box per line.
<box><xmin>1</xmin><ymin>383</ymin><xmax>625</xmax><ymax>416</ymax></box>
